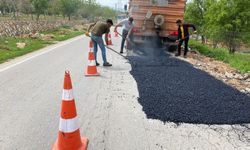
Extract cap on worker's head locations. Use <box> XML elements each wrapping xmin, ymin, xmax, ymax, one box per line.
<box><xmin>106</xmin><ymin>19</ymin><xmax>113</xmax><ymax>25</ymax></box>
<box><xmin>176</xmin><ymin>19</ymin><xmax>182</xmax><ymax>24</ymax></box>
<box><xmin>129</xmin><ymin>17</ymin><xmax>134</xmax><ymax>22</ymax></box>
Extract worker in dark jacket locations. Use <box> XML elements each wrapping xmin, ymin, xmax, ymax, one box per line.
<box><xmin>175</xmin><ymin>19</ymin><xmax>196</xmax><ymax>58</ymax></box>
<box><xmin>86</xmin><ymin>19</ymin><xmax>113</xmax><ymax>67</ymax></box>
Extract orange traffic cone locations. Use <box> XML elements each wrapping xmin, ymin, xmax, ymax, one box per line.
<box><xmin>114</xmin><ymin>32</ymin><xmax>118</xmax><ymax>38</ymax></box>
<box><xmin>52</xmin><ymin>71</ymin><xmax>88</xmax><ymax>150</ymax></box>
<box><xmin>107</xmin><ymin>33</ymin><xmax>113</xmax><ymax>45</ymax></box>
<box><xmin>85</xmin><ymin>41</ymin><xmax>100</xmax><ymax>76</ymax></box>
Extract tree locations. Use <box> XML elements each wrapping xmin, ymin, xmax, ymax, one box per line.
<box><xmin>0</xmin><ymin>0</ymin><xmax>10</xmax><ymax>15</ymax></box>
<box><xmin>60</xmin><ymin>0</ymin><xmax>80</xmax><ymax>21</ymax></box>
<box><xmin>205</xmin><ymin>0</ymin><xmax>250</xmax><ymax>53</ymax></box>
<box><xmin>31</xmin><ymin>0</ymin><xmax>49</xmax><ymax>20</ymax></box>
<box><xmin>0</xmin><ymin>0</ymin><xmax>21</xmax><ymax>18</ymax></box>
<box><xmin>185</xmin><ymin>0</ymin><xmax>250</xmax><ymax>53</ymax></box>
<box><xmin>48</xmin><ymin>0</ymin><xmax>61</xmax><ymax>16</ymax></box>
<box><xmin>77</xmin><ymin>1</ymin><xmax>116</xmax><ymax>21</ymax></box>
<box><xmin>0</xmin><ymin>0</ymin><xmax>116</xmax><ymax>22</ymax></box>
<box><xmin>185</xmin><ymin>0</ymin><xmax>210</xmax><ymax>43</ymax></box>
<box><xmin>20</xmin><ymin>0</ymin><xmax>34</xmax><ymax>15</ymax></box>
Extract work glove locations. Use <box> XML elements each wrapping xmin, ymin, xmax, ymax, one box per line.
<box><xmin>86</xmin><ymin>32</ymin><xmax>90</xmax><ymax>37</ymax></box>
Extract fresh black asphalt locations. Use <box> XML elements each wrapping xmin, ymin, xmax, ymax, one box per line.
<box><xmin>128</xmin><ymin>47</ymin><xmax>250</xmax><ymax>125</ymax></box>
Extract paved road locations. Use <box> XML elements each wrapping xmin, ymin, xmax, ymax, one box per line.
<box><xmin>0</xmin><ymin>32</ymin><xmax>250</xmax><ymax>150</ymax></box>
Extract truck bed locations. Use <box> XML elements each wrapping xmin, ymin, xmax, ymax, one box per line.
<box><xmin>129</xmin><ymin>0</ymin><xmax>186</xmax><ymax>37</ymax></box>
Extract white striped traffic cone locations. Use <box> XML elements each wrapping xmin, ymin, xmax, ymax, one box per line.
<box><xmin>85</xmin><ymin>41</ymin><xmax>100</xmax><ymax>76</ymax></box>
<box><xmin>107</xmin><ymin>33</ymin><xmax>113</xmax><ymax>45</ymax></box>
<box><xmin>52</xmin><ymin>71</ymin><xmax>88</xmax><ymax>150</ymax></box>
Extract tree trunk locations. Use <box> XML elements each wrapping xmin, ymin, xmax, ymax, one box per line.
<box><xmin>2</xmin><ymin>8</ymin><xmax>6</xmax><ymax>16</ymax></box>
<box><xmin>201</xmin><ymin>35</ymin><xmax>205</xmax><ymax>44</ymax></box>
<box><xmin>13</xmin><ymin>11</ymin><xmax>16</xmax><ymax>20</ymax></box>
<box><xmin>36</xmin><ymin>14</ymin><xmax>40</xmax><ymax>21</ymax></box>
<box><xmin>212</xmin><ymin>41</ymin><xmax>218</xmax><ymax>49</ymax></box>
<box><xmin>68</xmin><ymin>15</ymin><xmax>71</xmax><ymax>21</ymax></box>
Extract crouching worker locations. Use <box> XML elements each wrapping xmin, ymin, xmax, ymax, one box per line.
<box><xmin>114</xmin><ymin>17</ymin><xmax>134</xmax><ymax>53</ymax></box>
<box><xmin>86</xmin><ymin>19</ymin><xmax>113</xmax><ymax>67</ymax></box>
<box><xmin>175</xmin><ymin>19</ymin><xmax>197</xmax><ymax>58</ymax></box>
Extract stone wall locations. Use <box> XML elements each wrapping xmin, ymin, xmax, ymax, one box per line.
<box><xmin>0</xmin><ymin>20</ymin><xmax>78</xmax><ymax>37</ymax></box>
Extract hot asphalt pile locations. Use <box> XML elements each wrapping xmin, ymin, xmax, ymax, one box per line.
<box><xmin>127</xmin><ymin>48</ymin><xmax>250</xmax><ymax>124</ymax></box>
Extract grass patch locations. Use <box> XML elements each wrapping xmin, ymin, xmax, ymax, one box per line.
<box><xmin>41</xmin><ymin>27</ymin><xmax>83</xmax><ymax>41</ymax></box>
<box><xmin>189</xmin><ymin>40</ymin><xmax>250</xmax><ymax>73</ymax></box>
<box><xmin>0</xmin><ymin>38</ymin><xmax>45</xmax><ymax>63</ymax></box>
<box><xmin>0</xmin><ymin>27</ymin><xmax>84</xmax><ymax>64</ymax></box>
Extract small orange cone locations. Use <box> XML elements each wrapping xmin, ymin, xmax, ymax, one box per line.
<box><xmin>52</xmin><ymin>71</ymin><xmax>88</xmax><ymax>150</ymax></box>
<box><xmin>114</xmin><ymin>32</ymin><xmax>118</xmax><ymax>37</ymax></box>
<box><xmin>85</xmin><ymin>41</ymin><xmax>100</xmax><ymax>76</ymax></box>
<box><xmin>107</xmin><ymin>33</ymin><xmax>113</xmax><ymax>45</ymax></box>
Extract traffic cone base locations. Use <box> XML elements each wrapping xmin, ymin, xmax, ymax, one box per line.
<box><xmin>85</xmin><ymin>72</ymin><xmax>100</xmax><ymax>76</ymax></box>
<box><xmin>52</xmin><ymin>134</ymin><xmax>88</xmax><ymax>150</ymax></box>
<box><xmin>85</xmin><ymin>65</ymin><xmax>100</xmax><ymax>76</ymax></box>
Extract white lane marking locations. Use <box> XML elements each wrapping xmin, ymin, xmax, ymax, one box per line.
<box><xmin>59</xmin><ymin>117</ymin><xmax>79</xmax><ymax>133</ymax></box>
<box><xmin>0</xmin><ymin>36</ymin><xmax>83</xmax><ymax>73</ymax></box>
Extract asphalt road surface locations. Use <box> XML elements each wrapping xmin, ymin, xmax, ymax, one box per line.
<box><xmin>0</xmin><ymin>32</ymin><xmax>250</xmax><ymax>150</ymax></box>
<box><xmin>128</xmin><ymin>46</ymin><xmax>250</xmax><ymax>124</ymax></box>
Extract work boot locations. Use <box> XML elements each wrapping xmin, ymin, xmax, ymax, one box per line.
<box><xmin>175</xmin><ymin>53</ymin><xmax>181</xmax><ymax>57</ymax></box>
<box><xmin>96</xmin><ymin>62</ymin><xmax>100</xmax><ymax>66</ymax></box>
<box><xmin>103</xmin><ymin>62</ymin><xmax>112</xmax><ymax>67</ymax></box>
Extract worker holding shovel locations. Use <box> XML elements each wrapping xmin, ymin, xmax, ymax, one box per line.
<box><xmin>86</xmin><ymin>19</ymin><xmax>113</xmax><ymax>67</ymax></box>
<box><xmin>175</xmin><ymin>19</ymin><xmax>197</xmax><ymax>58</ymax></box>
<box><xmin>114</xmin><ymin>17</ymin><xmax>134</xmax><ymax>54</ymax></box>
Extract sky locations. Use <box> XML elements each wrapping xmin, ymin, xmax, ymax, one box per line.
<box><xmin>96</xmin><ymin>0</ymin><xmax>128</xmax><ymax>9</ymax></box>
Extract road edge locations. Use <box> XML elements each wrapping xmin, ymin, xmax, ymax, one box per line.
<box><xmin>0</xmin><ymin>35</ymin><xmax>84</xmax><ymax>73</ymax></box>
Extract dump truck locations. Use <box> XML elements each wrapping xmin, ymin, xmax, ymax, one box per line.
<box><xmin>128</xmin><ymin>0</ymin><xmax>186</xmax><ymax>49</ymax></box>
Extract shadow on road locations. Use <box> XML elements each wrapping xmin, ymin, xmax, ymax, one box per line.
<box><xmin>128</xmin><ymin>47</ymin><xmax>250</xmax><ymax>125</ymax></box>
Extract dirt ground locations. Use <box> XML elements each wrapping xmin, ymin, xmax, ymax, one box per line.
<box><xmin>180</xmin><ymin>50</ymin><xmax>250</xmax><ymax>96</ymax></box>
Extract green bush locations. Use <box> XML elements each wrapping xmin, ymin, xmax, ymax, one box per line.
<box><xmin>189</xmin><ymin>40</ymin><xmax>250</xmax><ymax>73</ymax></box>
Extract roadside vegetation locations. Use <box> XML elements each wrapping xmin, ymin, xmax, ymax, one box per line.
<box><xmin>0</xmin><ymin>26</ymin><xmax>84</xmax><ymax>63</ymax></box>
<box><xmin>0</xmin><ymin>0</ymin><xmax>117</xmax><ymax>63</ymax></box>
<box><xmin>185</xmin><ymin>0</ymin><xmax>250</xmax><ymax>72</ymax></box>
<box><xmin>0</xmin><ymin>0</ymin><xmax>116</xmax><ymax>21</ymax></box>
<box><xmin>189</xmin><ymin>40</ymin><xmax>250</xmax><ymax>73</ymax></box>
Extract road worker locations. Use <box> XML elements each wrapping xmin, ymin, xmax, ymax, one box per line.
<box><xmin>114</xmin><ymin>17</ymin><xmax>134</xmax><ymax>53</ymax></box>
<box><xmin>86</xmin><ymin>19</ymin><xmax>113</xmax><ymax>67</ymax></box>
<box><xmin>175</xmin><ymin>19</ymin><xmax>197</xmax><ymax>58</ymax></box>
